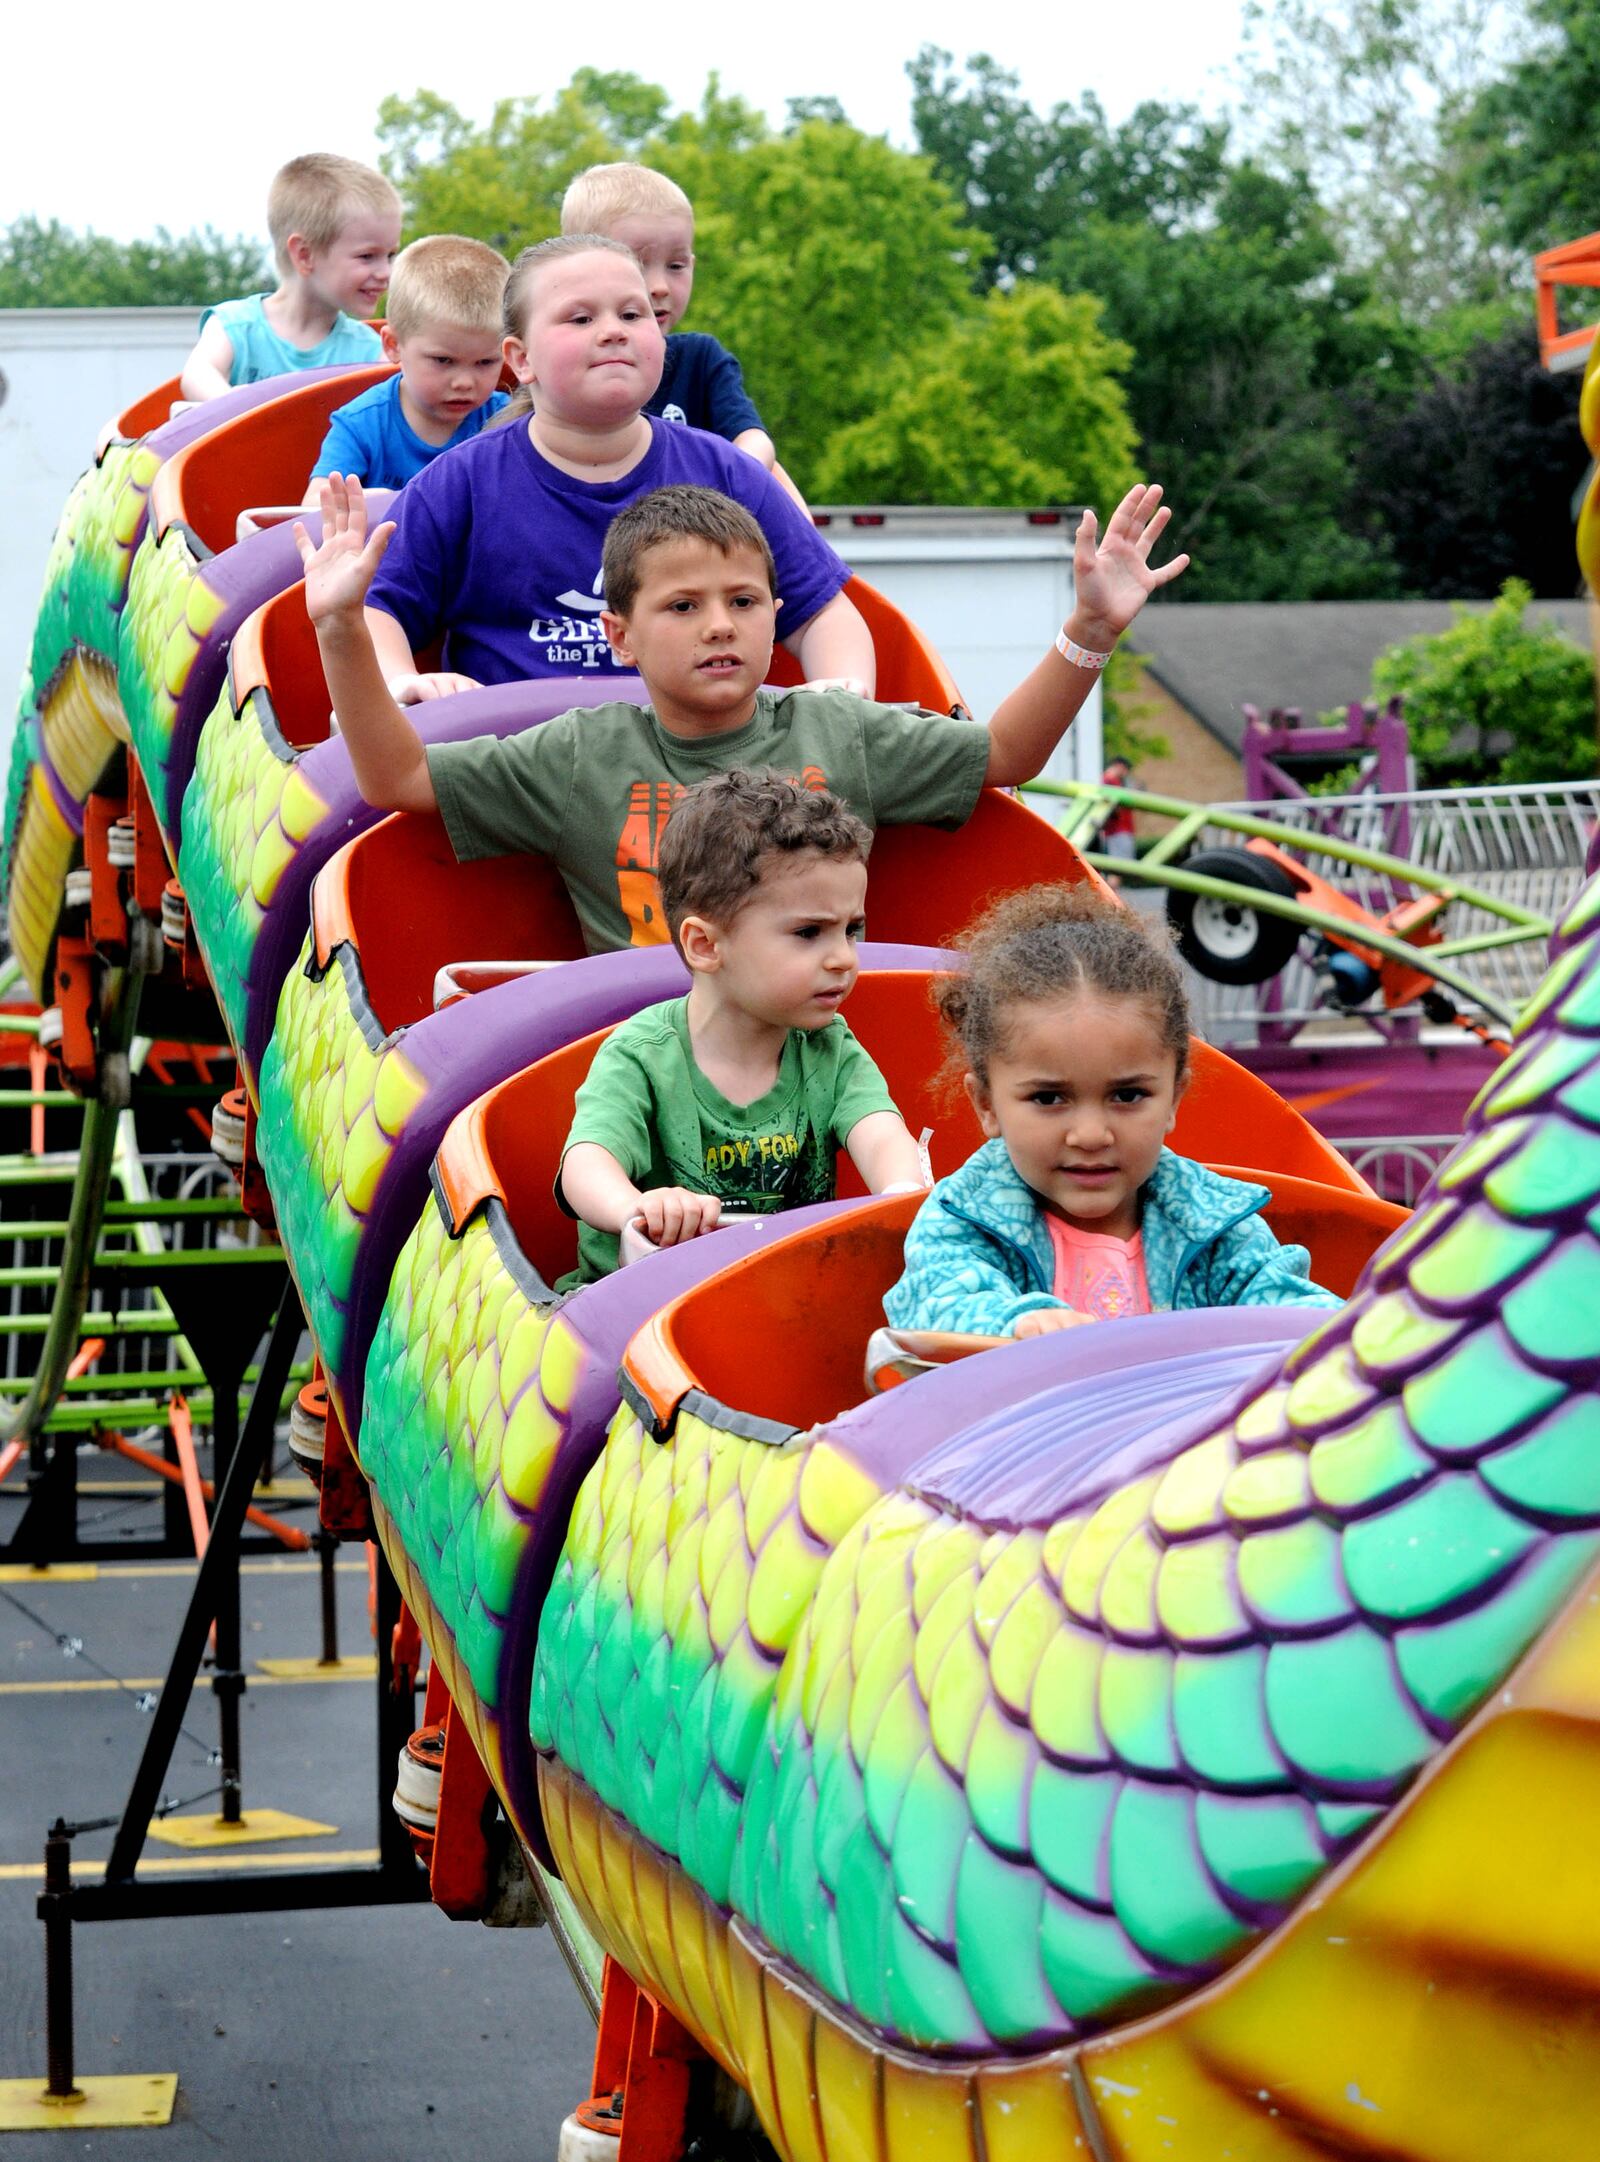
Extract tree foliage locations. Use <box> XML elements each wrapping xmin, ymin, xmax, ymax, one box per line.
<box><xmin>1236</xmin><ymin>0</ymin><xmax>1520</xmax><ymax>314</ymax></box>
<box><xmin>1045</xmin><ymin>165</ymin><xmax>1410</xmax><ymax>601</ymax></box>
<box><xmin>1346</xmin><ymin>326</ymin><xmax>1586</xmax><ymax>599</ymax></box>
<box><xmin>813</xmin><ymin>284</ymin><xmax>1137</xmax><ymax>512</ymax></box>
<box><xmin>1371</xmin><ymin>580</ymin><xmax>1597</xmax><ymax>785</ymax></box>
<box><xmin>908</xmin><ymin>46</ymin><xmax>1228</xmax><ymax>285</ymax></box>
<box><xmin>1458</xmin><ymin>0</ymin><xmax>1600</xmax><ymax>254</ymax></box>
<box><xmin>0</xmin><ymin>217</ymin><xmax>267</xmax><ymax>308</ymax></box>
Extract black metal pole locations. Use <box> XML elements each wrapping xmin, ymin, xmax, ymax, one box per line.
<box><xmin>317</xmin><ymin>1532</ymin><xmax>340</xmax><ymax>1667</ymax></box>
<box><xmin>373</xmin><ymin>1547</ymin><xmax>420</xmax><ymax>1881</ymax></box>
<box><xmin>208</xmin><ymin>1376</ymin><xmax>244</xmax><ymax>1826</ymax></box>
<box><xmin>102</xmin><ymin>1279</ymin><xmax>296</xmax><ymax>1885</ymax></box>
<box><xmin>39</xmin><ymin>1820</ymin><xmax>78</xmax><ymax>2100</ymax></box>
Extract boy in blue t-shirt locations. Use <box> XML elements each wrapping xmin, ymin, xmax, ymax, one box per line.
<box><xmin>561</xmin><ymin>162</ymin><xmax>807</xmax><ymax>510</ymax></box>
<box><xmin>304</xmin><ymin>235</ymin><xmax>511</xmax><ymax>500</ymax></box>
<box><xmin>180</xmin><ymin>153</ymin><xmax>401</xmax><ymax>400</ymax></box>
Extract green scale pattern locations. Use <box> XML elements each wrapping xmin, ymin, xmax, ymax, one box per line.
<box><xmin>1</xmin><ymin>691</ymin><xmax>35</xmax><ymax>913</ymax></box>
<box><xmin>179</xmin><ymin>678</ymin><xmax>326</xmax><ymax>1078</ymax></box>
<box><xmin>363</xmin><ymin>1198</ymin><xmax>584</xmax><ymax>1715</ymax></box>
<box><xmin>255</xmin><ymin>936</ymin><xmax>426</xmax><ymax>1385</ymax></box>
<box><xmin>531</xmin><ymin>876</ymin><xmax>1600</xmax><ymax>2053</ymax></box>
<box><xmin>27</xmin><ymin>466</ymin><xmax>95</xmax><ymax>708</ymax></box>
<box><xmin>63</xmin><ymin>441</ymin><xmax>160</xmax><ymax>666</ymax></box>
<box><xmin>116</xmin><ymin>520</ymin><xmax>222</xmax><ymax>840</ymax></box>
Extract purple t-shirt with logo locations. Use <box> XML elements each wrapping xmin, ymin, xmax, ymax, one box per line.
<box><xmin>365</xmin><ymin>415</ymin><xmax>851</xmax><ymax>683</ymax></box>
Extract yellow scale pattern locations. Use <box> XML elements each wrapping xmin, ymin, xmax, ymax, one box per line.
<box><xmin>541</xmin><ymin>1558</ymin><xmax>1600</xmax><ymax>2162</ymax></box>
<box><xmin>5</xmin><ymin>768</ymin><xmax>76</xmax><ymax>998</ymax></box>
<box><xmin>259</xmin><ymin>939</ymin><xmax>427</xmax><ymax>1412</ymax></box>
<box><xmin>182</xmin><ymin>676</ymin><xmax>328</xmax><ymax>1075</ymax></box>
<box><xmin>119</xmin><ymin>522</ymin><xmax>225</xmax><ymax>825</ymax></box>
<box><xmin>365</xmin><ymin>1204</ymin><xmax>585</xmax><ymax>1820</ymax></box>
<box><xmin>39</xmin><ymin>651</ymin><xmax>125</xmax><ymax>801</ymax></box>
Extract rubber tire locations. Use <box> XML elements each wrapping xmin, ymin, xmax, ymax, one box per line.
<box><xmin>1166</xmin><ymin>848</ymin><xmax>1303</xmax><ymax>985</ymax></box>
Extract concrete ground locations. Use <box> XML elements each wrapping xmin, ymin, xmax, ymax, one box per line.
<box><xmin>0</xmin><ymin>1477</ymin><xmax>596</xmax><ymax>2158</ymax></box>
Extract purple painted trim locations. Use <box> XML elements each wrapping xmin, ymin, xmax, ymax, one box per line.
<box><xmin>35</xmin><ymin>747</ymin><xmax>86</xmax><ymax>837</ymax></box>
<box><xmin>904</xmin><ymin>1315</ymin><xmax>1318</xmax><ymax>1528</ymax></box>
<box><xmin>829</xmin><ymin>1307</ymin><xmax>1317</xmax><ymax>1508</ymax></box>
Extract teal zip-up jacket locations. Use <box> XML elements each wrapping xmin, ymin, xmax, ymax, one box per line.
<box><xmin>885</xmin><ymin>1140</ymin><xmax>1341</xmax><ymax>1337</ymax></box>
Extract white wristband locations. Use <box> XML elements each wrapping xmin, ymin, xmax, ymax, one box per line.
<box><xmin>1055</xmin><ymin>628</ymin><xmax>1113</xmax><ymax>671</ymax></box>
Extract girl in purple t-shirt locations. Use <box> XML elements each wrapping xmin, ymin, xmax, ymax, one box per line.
<box><xmin>359</xmin><ymin>235</ymin><xmax>871</xmax><ymax>704</ymax></box>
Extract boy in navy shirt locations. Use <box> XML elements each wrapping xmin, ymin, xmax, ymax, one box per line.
<box><xmin>304</xmin><ymin>236</ymin><xmax>510</xmax><ymax>498</ymax></box>
<box><xmin>561</xmin><ymin>162</ymin><xmax>806</xmax><ymax>509</ymax></box>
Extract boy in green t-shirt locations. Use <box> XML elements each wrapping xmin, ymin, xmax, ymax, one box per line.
<box><xmin>558</xmin><ymin>771</ymin><xmax>924</xmax><ymax>1281</ymax></box>
<box><xmin>294</xmin><ymin>475</ymin><xmax>1188</xmax><ymax>952</ymax></box>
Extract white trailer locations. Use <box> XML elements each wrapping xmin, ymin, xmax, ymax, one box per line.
<box><xmin>811</xmin><ymin>505</ymin><xmax>1101</xmax><ymax>785</ymax></box>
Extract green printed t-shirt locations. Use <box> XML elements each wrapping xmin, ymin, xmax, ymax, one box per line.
<box><xmin>427</xmin><ymin>687</ymin><xmax>991</xmax><ymax>954</ymax></box>
<box><xmin>558</xmin><ymin>997</ymin><xmax>897</xmax><ymax>1283</ymax></box>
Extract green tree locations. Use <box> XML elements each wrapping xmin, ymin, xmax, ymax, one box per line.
<box><xmin>662</xmin><ymin>119</ymin><xmax>981</xmax><ymax>480</ymax></box>
<box><xmin>1370</xmin><ymin>579</ymin><xmax>1597</xmax><ymax>784</ymax></box>
<box><xmin>376</xmin><ymin>70</ymin><xmax>698</xmax><ymax>253</ymax></box>
<box><xmin>1237</xmin><ymin>0</ymin><xmax>1520</xmax><ymax>312</ymax></box>
<box><xmin>1048</xmin><ymin>166</ymin><xmax>1411</xmax><ymax>601</ymax></box>
<box><xmin>1458</xmin><ymin>0</ymin><xmax>1600</xmax><ymax>255</ymax></box>
<box><xmin>0</xmin><ymin>217</ymin><xmax>267</xmax><ymax>307</ymax></box>
<box><xmin>813</xmin><ymin>284</ymin><xmax>1136</xmax><ymax>511</ymax></box>
<box><xmin>908</xmin><ymin>46</ymin><xmax>1228</xmax><ymax>285</ymax></box>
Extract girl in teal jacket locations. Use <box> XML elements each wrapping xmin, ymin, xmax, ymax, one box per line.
<box><xmin>885</xmin><ymin>884</ymin><xmax>1339</xmax><ymax>1339</ymax></box>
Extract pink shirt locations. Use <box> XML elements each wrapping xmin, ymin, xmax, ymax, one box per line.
<box><xmin>1046</xmin><ymin>1216</ymin><xmax>1152</xmax><ymax>1321</ymax></box>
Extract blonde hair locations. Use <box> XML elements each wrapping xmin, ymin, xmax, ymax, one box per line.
<box><xmin>495</xmin><ymin>234</ymin><xmax>646</xmax><ymax>427</ymax></box>
<box><xmin>560</xmin><ymin>162</ymin><xmax>693</xmax><ymax>234</ymax></box>
<box><xmin>267</xmin><ymin>153</ymin><xmax>401</xmax><ymax>277</ymax></box>
<box><xmin>385</xmin><ymin>234</ymin><xmax>510</xmax><ymax>341</ymax></box>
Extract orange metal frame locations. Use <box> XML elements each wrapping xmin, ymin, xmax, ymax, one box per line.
<box><xmin>1534</xmin><ymin>230</ymin><xmax>1600</xmax><ymax>368</ymax></box>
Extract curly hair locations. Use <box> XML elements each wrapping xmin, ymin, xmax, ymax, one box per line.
<box><xmin>936</xmin><ymin>883</ymin><xmax>1191</xmax><ymax>1098</ymax></box>
<box><xmin>657</xmin><ymin>769</ymin><xmax>869</xmax><ymax>946</ymax></box>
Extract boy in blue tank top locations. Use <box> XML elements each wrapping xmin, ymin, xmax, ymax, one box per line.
<box><xmin>180</xmin><ymin>152</ymin><xmax>401</xmax><ymax>400</ymax></box>
<box><xmin>304</xmin><ymin>235</ymin><xmax>510</xmax><ymax>499</ymax></box>
<box><xmin>561</xmin><ymin>162</ymin><xmax>807</xmax><ymax>510</ymax></box>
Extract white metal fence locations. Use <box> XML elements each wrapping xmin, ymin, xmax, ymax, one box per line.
<box><xmin>1178</xmin><ymin>778</ymin><xmax>1595</xmax><ymax>1046</ymax></box>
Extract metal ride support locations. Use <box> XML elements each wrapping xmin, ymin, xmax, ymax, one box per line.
<box><xmin>10</xmin><ymin>1282</ymin><xmax>427</xmax><ymax>2127</ymax></box>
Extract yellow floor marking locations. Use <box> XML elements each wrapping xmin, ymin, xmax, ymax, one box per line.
<box><xmin>0</xmin><ymin>1563</ymin><xmax>98</xmax><ymax>1583</ymax></box>
<box><xmin>256</xmin><ymin>1654</ymin><xmax>376</xmax><ymax>1680</ymax></box>
<box><xmin>85</xmin><ymin>1557</ymin><xmax>364</xmax><ymax>1579</ymax></box>
<box><xmin>145</xmin><ymin>1807</ymin><xmax>338</xmax><ymax>1849</ymax></box>
<box><xmin>0</xmin><ymin>1660</ymin><xmax>375</xmax><ymax>1695</ymax></box>
<box><xmin>0</xmin><ymin>2073</ymin><xmax>177</xmax><ymax>2131</ymax></box>
<box><xmin>76</xmin><ymin>1478</ymin><xmax>314</xmax><ymax>1501</ymax></box>
<box><xmin>0</xmin><ymin>1848</ymin><xmax>378</xmax><ymax>1882</ymax></box>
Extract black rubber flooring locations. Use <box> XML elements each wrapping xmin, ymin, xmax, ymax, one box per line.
<box><xmin>0</xmin><ymin>1479</ymin><xmax>596</xmax><ymax>2157</ymax></box>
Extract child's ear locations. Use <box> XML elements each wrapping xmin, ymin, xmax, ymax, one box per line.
<box><xmin>379</xmin><ymin>322</ymin><xmax>403</xmax><ymax>364</ymax></box>
<box><xmin>502</xmin><ymin>332</ymin><xmax>534</xmax><ymax>386</ymax></box>
<box><xmin>677</xmin><ymin>914</ymin><xmax>721</xmax><ymax>976</ymax></box>
<box><xmin>963</xmin><ymin>1071</ymin><xmax>1001</xmax><ymax>1140</ymax></box>
<box><xmin>600</xmin><ymin>610</ymin><xmax>634</xmax><ymax>667</ymax></box>
<box><xmin>284</xmin><ymin>231</ymin><xmax>316</xmax><ymax>280</ymax></box>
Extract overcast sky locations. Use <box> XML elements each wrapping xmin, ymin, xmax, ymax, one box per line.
<box><xmin>6</xmin><ymin>0</ymin><xmax>1250</xmax><ymax>244</ymax></box>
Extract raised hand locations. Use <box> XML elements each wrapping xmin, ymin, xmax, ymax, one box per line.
<box><xmin>1070</xmin><ymin>483</ymin><xmax>1190</xmax><ymax>648</ymax></box>
<box><xmin>293</xmin><ymin>474</ymin><xmax>396</xmax><ymax>627</ymax></box>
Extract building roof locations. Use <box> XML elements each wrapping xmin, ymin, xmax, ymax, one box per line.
<box><xmin>1130</xmin><ymin>600</ymin><xmax>1594</xmax><ymax>752</ymax></box>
